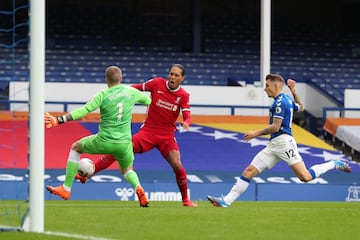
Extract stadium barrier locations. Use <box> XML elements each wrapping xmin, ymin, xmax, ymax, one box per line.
<box><xmin>323</xmin><ymin>107</ymin><xmax>360</xmax><ymax>162</ymax></box>
<box><xmin>0</xmin><ymin>170</ymin><xmax>358</xmax><ymax>202</ymax></box>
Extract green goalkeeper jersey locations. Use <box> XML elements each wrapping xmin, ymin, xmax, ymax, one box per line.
<box><xmin>70</xmin><ymin>85</ymin><xmax>151</xmax><ymax>143</ymax></box>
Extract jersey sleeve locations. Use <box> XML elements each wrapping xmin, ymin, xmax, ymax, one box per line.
<box><xmin>181</xmin><ymin>92</ymin><xmax>191</xmax><ymax>125</ymax></box>
<box><xmin>181</xmin><ymin>92</ymin><xmax>191</xmax><ymax>112</ymax></box>
<box><xmin>70</xmin><ymin>91</ymin><xmax>103</xmax><ymax>120</ymax></box>
<box><xmin>131</xmin><ymin>78</ymin><xmax>158</xmax><ymax>92</ymax></box>
<box><xmin>293</xmin><ymin>101</ymin><xmax>300</xmax><ymax>112</ymax></box>
<box><xmin>131</xmin><ymin>83</ymin><xmax>145</xmax><ymax>91</ymax></box>
<box><xmin>133</xmin><ymin>87</ymin><xmax>151</xmax><ymax>105</ymax></box>
<box><xmin>182</xmin><ymin>110</ymin><xmax>192</xmax><ymax>126</ymax></box>
<box><xmin>272</xmin><ymin>100</ymin><xmax>286</xmax><ymax>119</ymax></box>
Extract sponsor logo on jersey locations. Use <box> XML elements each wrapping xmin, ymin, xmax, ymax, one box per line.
<box><xmin>156</xmin><ymin>99</ymin><xmax>178</xmax><ymax>111</ymax></box>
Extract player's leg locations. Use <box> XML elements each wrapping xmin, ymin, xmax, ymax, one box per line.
<box><xmin>292</xmin><ymin>160</ymin><xmax>351</xmax><ymax>182</ymax></box>
<box><xmin>273</xmin><ymin>134</ymin><xmax>314</xmax><ymax>182</ymax></box>
<box><xmin>158</xmin><ymin>134</ymin><xmax>197</xmax><ymax>207</ymax></box>
<box><xmin>312</xmin><ymin>160</ymin><xmax>351</xmax><ymax>175</ymax></box>
<box><xmin>290</xmin><ymin>161</ymin><xmax>313</xmax><ymax>181</ymax></box>
<box><xmin>75</xmin><ymin>154</ymin><xmax>116</xmax><ymax>183</ymax></box>
<box><xmin>221</xmin><ymin>164</ymin><xmax>258</xmax><ymax>204</ymax></box>
<box><xmin>93</xmin><ymin>154</ymin><xmax>117</xmax><ymax>174</ymax></box>
<box><xmin>164</xmin><ymin>149</ymin><xmax>197</xmax><ymax>207</ymax></box>
<box><xmin>47</xmin><ymin>135</ymin><xmax>95</xmax><ymax>199</ymax></box>
<box><xmin>75</xmin><ymin>130</ymin><xmax>152</xmax><ymax>183</ymax></box>
<box><xmin>278</xmin><ymin>134</ymin><xmax>351</xmax><ymax>182</ymax></box>
<box><xmin>114</xmin><ymin>143</ymin><xmax>149</xmax><ymax>207</ymax></box>
<box><xmin>133</xmin><ymin>130</ymin><xmax>193</xmax><ymax>207</ymax></box>
<box><xmin>132</xmin><ymin>130</ymin><xmax>154</xmax><ymax>154</ymax></box>
<box><xmin>207</xmin><ymin>146</ymin><xmax>279</xmax><ymax>207</ymax></box>
<box><xmin>46</xmin><ymin>148</ymin><xmax>80</xmax><ymax>199</ymax></box>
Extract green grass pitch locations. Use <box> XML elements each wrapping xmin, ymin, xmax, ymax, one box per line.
<box><xmin>2</xmin><ymin>200</ymin><xmax>359</xmax><ymax>240</ymax></box>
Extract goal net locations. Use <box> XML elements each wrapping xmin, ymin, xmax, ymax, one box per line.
<box><xmin>0</xmin><ymin>0</ymin><xmax>30</xmax><ymax>231</ymax></box>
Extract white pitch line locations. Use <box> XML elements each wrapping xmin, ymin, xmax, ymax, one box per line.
<box><xmin>44</xmin><ymin>231</ymin><xmax>115</xmax><ymax>240</ymax></box>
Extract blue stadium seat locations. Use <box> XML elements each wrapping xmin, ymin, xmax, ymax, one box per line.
<box><xmin>2</xmin><ymin>11</ymin><xmax>358</xmax><ymax>107</ymax></box>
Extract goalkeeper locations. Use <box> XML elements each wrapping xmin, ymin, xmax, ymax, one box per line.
<box><xmin>45</xmin><ymin>65</ymin><xmax>151</xmax><ymax>207</ymax></box>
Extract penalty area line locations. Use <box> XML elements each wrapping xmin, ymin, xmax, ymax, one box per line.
<box><xmin>44</xmin><ymin>231</ymin><xmax>114</xmax><ymax>240</ymax></box>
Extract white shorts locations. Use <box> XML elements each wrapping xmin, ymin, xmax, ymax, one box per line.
<box><xmin>250</xmin><ymin>134</ymin><xmax>303</xmax><ymax>173</ymax></box>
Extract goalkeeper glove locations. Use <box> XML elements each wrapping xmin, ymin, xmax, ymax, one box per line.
<box><xmin>44</xmin><ymin>112</ymin><xmax>66</xmax><ymax>128</ymax></box>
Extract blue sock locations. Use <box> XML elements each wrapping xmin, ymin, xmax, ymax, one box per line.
<box><xmin>240</xmin><ymin>175</ymin><xmax>251</xmax><ymax>183</ymax></box>
<box><xmin>309</xmin><ymin>169</ymin><xmax>316</xmax><ymax>179</ymax></box>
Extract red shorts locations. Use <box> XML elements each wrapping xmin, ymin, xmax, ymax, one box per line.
<box><xmin>132</xmin><ymin>128</ymin><xmax>179</xmax><ymax>157</ymax></box>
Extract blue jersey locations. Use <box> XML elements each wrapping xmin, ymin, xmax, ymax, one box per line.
<box><xmin>269</xmin><ymin>93</ymin><xmax>300</xmax><ymax>140</ymax></box>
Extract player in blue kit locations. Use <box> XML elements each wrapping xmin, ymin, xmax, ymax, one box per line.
<box><xmin>207</xmin><ymin>74</ymin><xmax>351</xmax><ymax>207</ymax></box>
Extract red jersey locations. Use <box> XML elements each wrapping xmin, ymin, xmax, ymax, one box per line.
<box><xmin>132</xmin><ymin>77</ymin><xmax>191</xmax><ymax>133</ymax></box>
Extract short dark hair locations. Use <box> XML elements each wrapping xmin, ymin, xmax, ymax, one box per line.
<box><xmin>171</xmin><ymin>63</ymin><xmax>186</xmax><ymax>76</ymax></box>
<box><xmin>266</xmin><ymin>74</ymin><xmax>284</xmax><ymax>84</ymax></box>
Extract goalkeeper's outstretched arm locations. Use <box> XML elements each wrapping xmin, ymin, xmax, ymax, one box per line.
<box><xmin>44</xmin><ymin>112</ymin><xmax>73</xmax><ymax>128</ymax></box>
<box><xmin>44</xmin><ymin>102</ymin><xmax>93</xmax><ymax>128</ymax></box>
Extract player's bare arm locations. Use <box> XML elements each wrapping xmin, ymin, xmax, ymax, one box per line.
<box><xmin>243</xmin><ymin>117</ymin><xmax>282</xmax><ymax>142</ymax></box>
<box><xmin>287</xmin><ymin>79</ymin><xmax>304</xmax><ymax>112</ymax></box>
<box><xmin>179</xmin><ymin>121</ymin><xmax>190</xmax><ymax>130</ymax></box>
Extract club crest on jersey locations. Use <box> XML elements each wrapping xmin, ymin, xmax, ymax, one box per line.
<box><xmin>275</xmin><ymin>106</ymin><xmax>282</xmax><ymax>114</ymax></box>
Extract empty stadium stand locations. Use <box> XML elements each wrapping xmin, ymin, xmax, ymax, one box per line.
<box><xmin>0</xmin><ymin>0</ymin><xmax>359</xmax><ymax>110</ymax></box>
<box><xmin>1</xmin><ymin>1</ymin><xmax>359</xmax><ymax>108</ymax></box>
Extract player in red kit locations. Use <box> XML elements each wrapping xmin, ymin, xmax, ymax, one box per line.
<box><xmin>76</xmin><ymin>64</ymin><xmax>197</xmax><ymax>207</ymax></box>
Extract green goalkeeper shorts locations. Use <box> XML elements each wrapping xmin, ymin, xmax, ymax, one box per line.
<box><xmin>79</xmin><ymin>134</ymin><xmax>134</xmax><ymax>170</ymax></box>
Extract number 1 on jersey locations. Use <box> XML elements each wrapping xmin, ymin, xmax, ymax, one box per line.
<box><xmin>117</xmin><ymin>102</ymin><xmax>123</xmax><ymax>121</ymax></box>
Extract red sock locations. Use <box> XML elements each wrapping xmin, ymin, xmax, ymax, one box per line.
<box><xmin>94</xmin><ymin>155</ymin><xmax>116</xmax><ymax>174</ymax></box>
<box><xmin>175</xmin><ymin>167</ymin><xmax>189</xmax><ymax>201</ymax></box>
